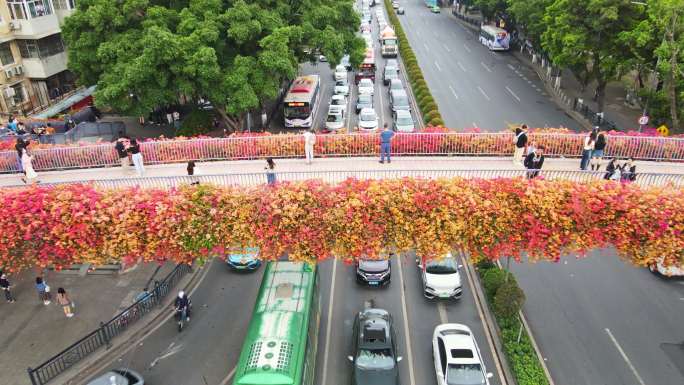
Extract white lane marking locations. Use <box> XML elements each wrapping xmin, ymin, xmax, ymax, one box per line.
<box><xmin>423</xmin><ymin>42</ymin><xmax>429</xmax><ymax>51</ymax></box>
<box><xmin>449</xmin><ymin>85</ymin><xmax>459</xmax><ymax>99</ymax></box>
<box><xmin>605</xmin><ymin>328</ymin><xmax>647</xmax><ymax>385</ymax></box>
<box><xmin>416</xmin><ymin>30</ymin><xmax>421</xmax><ymax>37</ymax></box>
<box><xmin>149</xmin><ymin>342</ymin><xmax>183</xmax><ymax>368</ymax></box>
<box><xmin>457</xmin><ymin>61</ymin><xmax>466</xmax><ymax>72</ymax></box>
<box><xmin>377</xmin><ymin>81</ymin><xmax>386</xmax><ymax>129</ymax></box>
<box><xmin>477</xmin><ymin>86</ymin><xmax>491</xmax><ymax>101</ymax></box>
<box><xmin>321</xmin><ymin>259</ymin><xmax>339</xmax><ymax>385</ymax></box>
<box><xmin>397</xmin><ymin>256</ymin><xmax>417</xmax><ymax>385</ymax></box>
<box><xmin>472</xmin><ymin>122</ymin><xmax>479</xmax><ymax>128</ymax></box>
<box><xmin>442</xmin><ymin>44</ymin><xmax>451</xmax><ymax>52</ymax></box>
<box><xmin>480</xmin><ymin>62</ymin><xmax>493</xmax><ymax>72</ymax></box>
<box><xmin>463</xmin><ymin>43</ymin><xmax>471</xmax><ymax>53</ymax></box>
<box><xmin>435</xmin><ymin>61</ymin><xmax>442</xmax><ymax>72</ymax></box>
<box><xmin>437</xmin><ymin>302</ymin><xmax>448</xmax><ymax>324</ymax></box>
<box><xmin>505</xmin><ymin>86</ymin><xmax>521</xmax><ymax>102</ymax></box>
<box><xmin>218</xmin><ymin>366</ymin><xmax>237</xmax><ymax>385</ymax></box>
<box><xmin>507</xmin><ymin>63</ymin><xmax>516</xmax><ymax>71</ymax></box>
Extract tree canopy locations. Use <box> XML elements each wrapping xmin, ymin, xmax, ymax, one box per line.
<box><xmin>62</xmin><ymin>0</ymin><xmax>365</xmax><ymax>126</ymax></box>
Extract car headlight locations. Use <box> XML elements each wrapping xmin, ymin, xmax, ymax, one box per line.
<box><xmin>425</xmin><ymin>286</ymin><xmax>436</xmax><ymax>293</ymax></box>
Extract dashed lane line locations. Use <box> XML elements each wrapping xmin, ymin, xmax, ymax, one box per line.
<box><xmin>435</xmin><ymin>61</ymin><xmax>442</xmax><ymax>72</ymax></box>
<box><xmin>477</xmin><ymin>86</ymin><xmax>491</xmax><ymax>101</ymax></box>
<box><xmin>505</xmin><ymin>86</ymin><xmax>521</xmax><ymax>102</ymax></box>
<box><xmin>449</xmin><ymin>85</ymin><xmax>459</xmax><ymax>100</ymax></box>
<box><xmin>480</xmin><ymin>62</ymin><xmax>493</xmax><ymax>73</ymax></box>
<box><xmin>443</xmin><ymin>44</ymin><xmax>451</xmax><ymax>53</ymax></box>
<box><xmin>605</xmin><ymin>328</ymin><xmax>647</xmax><ymax>385</ymax></box>
<box><xmin>463</xmin><ymin>43</ymin><xmax>472</xmax><ymax>53</ymax></box>
<box><xmin>457</xmin><ymin>62</ymin><xmax>466</xmax><ymax>72</ymax></box>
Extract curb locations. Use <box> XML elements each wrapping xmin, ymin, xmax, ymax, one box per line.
<box><xmin>59</xmin><ymin>262</ymin><xmax>209</xmax><ymax>385</ymax></box>
<box><xmin>518</xmin><ymin>310</ymin><xmax>556</xmax><ymax>385</ymax></box>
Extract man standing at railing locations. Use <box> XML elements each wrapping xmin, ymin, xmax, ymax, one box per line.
<box><xmin>303</xmin><ymin>129</ymin><xmax>316</xmax><ymax>164</ymax></box>
<box><xmin>114</xmin><ymin>134</ymin><xmax>130</xmax><ymax>172</ymax></box>
<box><xmin>513</xmin><ymin>125</ymin><xmax>528</xmax><ymax>166</ymax></box>
<box><xmin>380</xmin><ymin>123</ymin><xmax>395</xmax><ymax>164</ymax></box>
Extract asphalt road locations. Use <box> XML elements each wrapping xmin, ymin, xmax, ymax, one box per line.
<box><xmin>96</xmin><ymin>251</ymin><xmax>503</xmax><ymax>385</ymax></box>
<box><xmin>510</xmin><ymin>251</ymin><xmax>684</xmax><ymax>385</ymax></box>
<box><xmin>396</xmin><ymin>1</ymin><xmax>580</xmax><ymax>131</ymax></box>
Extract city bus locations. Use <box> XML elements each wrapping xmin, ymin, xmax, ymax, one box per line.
<box><xmin>232</xmin><ymin>261</ymin><xmax>320</xmax><ymax>385</ymax></box>
<box><xmin>355</xmin><ymin>48</ymin><xmax>376</xmax><ymax>84</ymax></box>
<box><xmin>479</xmin><ymin>25</ymin><xmax>510</xmax><ymax>51</ymax></box>
<box><xmin>283</xmin><ymin>75</ymin><xmax>321</xmax><ymax>128</ymax></box>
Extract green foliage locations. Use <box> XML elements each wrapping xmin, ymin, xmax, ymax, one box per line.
<box><xmin>481</xmin><ymin>267</ymin><xmax>507</xmax><ymax>299</ymax></box>
<box><xmin>473</xmin><ymin>0</ymin><xmax>507</xmax><ymax>21</ymax></box>
<box><xmin>423</xmin><ymin>110</ymin><xmax>440</xmax><ymax>123</ymax></box>
<box><xmin>428</xmin><ymin>117</ymin><xmax>445</xmax><ymax>127</ymax></box>
<box><xmin>421</xmin><ymin>101</ymin><xmax>438</xmax><ymax>113</ymax></box>
<box><xmin>494</xmin><ymin>280</ymin><xmax>526</xmax><ymax>318</ymax></box>
<box><xmin>476</xmin><ymin>258</ymin><xmax>496</xmax><ymax>270</ymax></box>
<box><xmin>176</xmin><ymin>108</ymin><xmax>213</xmax><ymax>137</ymax></box>
<box><xmin>507</xmin><ymin>0</ymin><xmax>552</xmax><ymax>47</ymax></box>
<box><xmin>62</xmin><ymin>0</ymin><xmax>364</xmax><ymax>119</ymax></box>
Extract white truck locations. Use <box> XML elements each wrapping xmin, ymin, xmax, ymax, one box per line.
<box><xmin>380</xmin><ymin>26</ymin><xmax>398</xmax><ymax>58</ymax></box>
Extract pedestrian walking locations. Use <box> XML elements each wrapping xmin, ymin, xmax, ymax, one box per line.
<box><xmin>172</xmin><ymin>110</ymin><xmax>181</xmax><ymax>130</ymax></box>
<box><xmin>591</xmin><ymin>129</ymin><xmax>607</xmax><ymax>171</ymax></box>
<box><xmin>580</xmin><ymin>129</ymin><xmax>596</xmax><ymax>170</ymax></box>
<box><xmin>127</xmin><ymin>139</ymin><xmax>145</xmax><ymax>176</ymax></box>
<box><xmin>15</xmin><ymin>137</ymin><xmax>26</xmax><ymax>175</ymax></box>
<box><xmin>187</xmin><ymin>160</ymin><xmax>201</xmax><ymax>185</ymax></box>
<box><xmin>265</xmin><ymin>158</ymin><xmax>276</xmax><ymax>185</ymax></box>
<box><xmin>379</xmin><ymin>123</ymin><xmax>395</xmax><ymax>164</ymax></box>
<box><xmin>303</xmin><ymin>129</ymin><xmax>316</xmax><ymax>164</ymax></box>
<box><xmin>513</xmin><ymin>125</ymin><xmax>528</xmax><ymax>165</ymax></box>
<box><xmin>35</xmin><ymin>276</ymin><xmax>51</xmax><ymax>305</ymax></box>
<box><xmin>21</xmin><ymin>148</ymin><xmax>39</xmax><ymax>184</ymax></box>
<box><xmin>56</xmin><ymin>287</ymin><xmax>74</xmax><ymax>317</ymax></box>
<box><xmin>1</xmin><ymin>273</ymin><xmax>15</xmax><ymax>303</ymax></box>
<box><xmin>524</xmin><ymin>146</ymin><xmax>545</xmax><ymax>179</ymax></box>
<box><xmin>114</xmin><ymin>134</ymin><xmax>130</xmax><ymax>172</ymax></box>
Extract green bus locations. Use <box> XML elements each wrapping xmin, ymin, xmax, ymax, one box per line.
<box><xmin>233</xmin><ymin>261</ymin><xmax>321</xmax><ymax>385</ymax></box>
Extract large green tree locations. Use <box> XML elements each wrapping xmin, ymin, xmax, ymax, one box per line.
<box><xmin>62</xmin><ymin>0</ymin><xmax>364</xmax><ymax>128</ymax></box>
<box><xmin>541</xmin><ymin>0</ymin><xmax>642</xmax><ymax>114</ymax></box>
<box><xmin>506</xmin><ymin>0</ymin><xmax>552</xmax><ymax>48</ymax></box>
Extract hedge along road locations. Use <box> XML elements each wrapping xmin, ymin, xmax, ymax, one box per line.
<box><xmin>91</xmin><ymin>253</ymin><xmax>504</xmax><ymax>385</ymax></box>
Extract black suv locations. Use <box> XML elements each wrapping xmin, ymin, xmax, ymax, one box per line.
<box><xmin>356</xmin><ymin>258</ymin><xmax>391</xmax><ymax>286</ymax></box>
<box><xmin>349</xmin><ymin>308</ymin><xmax>402</xmax><ymax>385</ymax></box>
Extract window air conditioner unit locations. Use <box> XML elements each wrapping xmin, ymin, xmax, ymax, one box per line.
<box><xmin>4</xmin><ymin>87</ymin><xmax>16</xmax><ymax>98</ymax></box>
<box><xmin>14</xmin><ymin>65</ymin><xmax>23</xmax><ymax>75</ymax></box>
<box><xmin>8</xmin><ymin>21</ymin><xmax>21</xmax><ymax>31</ymax></box>
<box><xmin>4</xmin><ymin>69</ymin><xmax>14</xmax><ymax>78</ymax></box>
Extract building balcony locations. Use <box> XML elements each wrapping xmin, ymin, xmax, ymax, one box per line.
<box><xmin>9</xmin><ymin>13</ymin><xmax>61</xmax><ymax>39</ymax></box>
<box><xmin>22</xmin><ymin>51</ymin><xmax>67</xmax><ymax>78</ymax></box>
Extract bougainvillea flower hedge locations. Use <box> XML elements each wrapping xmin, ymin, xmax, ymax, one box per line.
<box><xmin>0</xmin><ymin>177</ymin><xmax>682</xmax><ymax>273</ymax></box>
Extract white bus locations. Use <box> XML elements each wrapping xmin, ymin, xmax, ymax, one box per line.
<box><xmin>283</xmin><ymin>75</ymin><xmax>321</xmax><ymax>128</ymax></box>
<box><xmin>479</xmin><ymin>25</ymin><xmax>510</xmax><ymax>51</ymax></box>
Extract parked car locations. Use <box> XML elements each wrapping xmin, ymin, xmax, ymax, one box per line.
<box><xmin>334</xmin><ymin>65</ymin><xmax>347</xmax><ymax>81</ymax></box>
<box><xmin>335</xmin><ymin>78</ymin><xmax>350</xmax><ymax>96</ymax></box>
<box><xmin>392</xmin><ymin>110</ymin><xmax>415</xmax><ymax>133</ymax></box>
<box><xmin>350</xmin><ymin>308</ymin><xmax>402</xmax><ymax>385</ymax></box>
<box><xmin>432</xmin><ymin>324</ymin><xmax>494</xmax><ymax>385</ymax></box>
<box><xmin>358</xmin><ymin>108</ymin><xmax>379</xmax><ymax>132</ymax></box>
<box><xmin>388</xmin><ymin>78</ymin><xmax>404</xmax><ymax>96</ymax></box>
<box><xmin>358</xmin><ymin>78</ymin><xmax>375</xmax><ymax>95</ymax></box>
<box><xmin>326</xmin><ymin>106</ymin><xmax>346</xmax><ymax>131</ymax></box>
<box><xmin>383</xmin><ymin>66</ymin><xmax>399</xmax><ymax>86</ymax></box>
<box><xmin>356</xmin><ymin>93</ymin><xmax>374</xmax><ymax>114</ymax></box>
<box><xmin>86</xmin><ymin>369</ymin><xmax>144</xmax><ymax>385</ymax></box>
<box><xmin>356</xmin><ymin>255</ymin><xmax>390</xmax><ymax>285</ymax></box>
<box><xmin>418</xmin><ymin>253</ymin><xmax>463</xmax><ymax>299</ymax></box>
<box><xmin>226</xmin><ymin>247</ymin><xmax>262</xmax><ymax>271</ymax></box>
<box><xmin>397</xmin><ymin>7</ymin><xmax>405</xmax><ymax>14</ymax></box>
<box><xmin>331</xmin><ymin>94</ymin><xmax>348</xmax><ymax>113</ymax></box>
<box><xmin>389</xmin><ymin>89</ymin><xmax>410</xmax><ymax>113</ymax></box>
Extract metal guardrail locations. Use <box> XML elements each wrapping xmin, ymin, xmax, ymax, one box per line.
<box><xmin>1</xmin><ymin>132</ymin><xmax>683</xmax><ymax>173</ymax></box>
<box><xmin>27</xmin><ymin>263</ymin><xmax>192</xmax><ymax>385</ymax></box>
<box><xmin>39</xmin><ymin>169</ymin><xmax>684</xmax><ymax>189</ymax></box>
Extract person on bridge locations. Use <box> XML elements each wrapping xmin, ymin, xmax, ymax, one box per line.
<box><xmin>513</xmin><ymin>125</ymin><xmax>528</xmax><ymax>166</ymax></box>
<box><xmin>175</xmin><ymin>291</ymin><xmax>191</xmax><ymax>322</ymax></box>
<box><xmin>127</xmin><ymin>138</ymin><xmax>145</xmax><ymax>176</ymax></box>
<box><xmin>265</xmin><ymin>158</ymin><xmax>276</xmax><ymax>185</ymax></box>
<box><xmin>580</xmin><ymin>129</ymin><xmax>596</xmax><ymax>170</ymax></box>
<box><xmin>524</xmin><ymin>146</ymin><xmax>545</xmax><ymax>179</ymax></box>
<box><xmin>379</xmin><ymin>124</ymin><xmax>395</xmax><ymax>164</ymax></box>
<box><xmin>591</xmin><ymin>130</ymin><xmax>607</xmax><ymax>171</ymax></box>
<box><xmin>303</xmin><ymin>129</ymin><xmax>316</xmax><ymax>164</ymax></box>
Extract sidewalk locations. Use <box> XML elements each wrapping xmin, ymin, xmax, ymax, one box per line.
<box><xmin>0</xmin><ymin>262</ymin><xmax>176</xmax><ymax>385</ymax></box>
<box><xmin>449</xmin><ymin>7</ymin><xmax>642</xmax><ymax>132</ymax></box>
<box><xmin>1</xmin><ymin>156</ymin><xmax>682</xmax><ymax>187</ymax></box>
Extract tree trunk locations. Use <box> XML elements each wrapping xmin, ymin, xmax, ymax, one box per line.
<box><xmin>214</xmin><ymin>106</ymin><xmax>240</xmax><ymax>132</ymax></box>
<box><xmin>667</xmin><ymin>13</ymin><xmax>680</xmax><ymax>133</ymax></box>
<box><xmin>596</xmin><ymin>79</ymin><xmax>607</xmax><ymax>114</ymax></box>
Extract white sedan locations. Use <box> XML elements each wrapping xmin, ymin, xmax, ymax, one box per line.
<box><xmin>433</xmin><ymin>324</ymin><xmax>494</xmax><ymax>385</ymax></box>
<box><xmin>357</xmin><ymin>78</ymin><xmax>374</xmax><ymax>95</ymax></box>
<box><xmin>334</xmin><ymin>79</ymin><xmax>350</xmax><ymax>96</ymax></box>
<box><xmin>358</xmin><ymin>107</ymin><xmax>379</xmax><ymax>131</ymax></box>
<box><xmin>334</xmin><ymin>65</ymin><xmax>347</xmax><ymax>81</ymax></box>
<box><xmin>330</xmin><ymin>94</ymin><xmax>347</xmax><ymax>114</ymax></box>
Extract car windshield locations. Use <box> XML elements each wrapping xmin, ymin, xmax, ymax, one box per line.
<box><xmin>327</xmin><ymin>113</ymin><xmax>343</xmax><ymax>122</ymax></box>
<box><xmin>356</xmin><ymin>348</ymin><xmax>395</xmax><ymax>370</ymax></box>
<box><xmin>284</xmin><ymin>106</ymin><xmax>311</xmax><ymax>119</ymax></box>
<box><xmin>385</xmin><ymin>68</ymin><xmax>398</xmax><ymax>76</ymax></box>
<box><xmin>396</xmin><ymin>116</ymin><xmax>413</xmax><ymax>126</ymax></box>
<box><xmin>358</xmin><ymin>95</ymin><xmax>372</xmax><ymax>104</ymax></box>
<box><xmin>336</xmin><ymin>80</ymin><xmax>347</xmax><ymax>87</ymax></box>
<box><xmin>393</xmin><ymin>95</ymin><xmax>408</xmax><ymax>106</ymax></box>
<box><xmin>332</xmin><ymin>98</ymin><xmax>344</xmax><ymax>105</ymax></box>
<box><xmin>360</xmin><ymin>111</ymin><xmax>376</xmax><ymax>121</ymax></box>
<box><xmin>426</xmin><ymin>257</ymin><xmax>458</xmax><ymax>274</ymax></box>
<box><xmin>446</xmin><ymin>363</ymin><xmax>485</xmax><ymax>385</ymax></box>
<box><xmin>360</xmin><ymin>80</ymin><xmax>372</xmax><ymax>88</ymax></box>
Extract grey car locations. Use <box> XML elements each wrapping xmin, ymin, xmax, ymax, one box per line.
<box><xmin>356</xmin><ymin>93</ymin><xmax>374</xmax><ymax>114</ymax></box>
<box><xmin>389</xmin><ymin>89</ymin><xmax>410</xmax><ymax>113</ymax></box>
<box><xmin>86</xmin><ymin>369</ymin><xmax>144</xmax><ymax>385</ymax></box>
<box><xmin>349</xmin><ymin>308</ymin><xmax>402</xmax><ymax>385</ymax></box>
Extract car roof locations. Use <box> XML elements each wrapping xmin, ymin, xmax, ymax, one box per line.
<box><xmin>358</xmin><ymin>309</ymin><xmax>392</xmax><ymax>348</ymax></box>
<box><xmin>436</xmin><ymin>325</ymin><xmax>481</xmax><ymax>365</ymax></box>
<box><xmin>332</xmin><ymin>94</ymin><xmax>345</xmax><ymax>100</ymax></box>
<box><xmin>391</xmin><ymin>89</ymin><xmax>407</xmax><ymax>97</ymax></box>
<box><xmin>358</xmin><ymin>93</ymin><xmax>372</xmax><ymax>100</ymax></box>
<box><xmin>360</xmin><ymin>107</ymin><xmax>376</xmax><ymax>114</ymax></box>
<box><xmin>328</xmin><ymin>106</ymin><xmax>343</xmax><ymax>114</ymax></box>
<box><xmin>86</xmin><ymin>372</ymin><xmax>130</xmax><ymax>385</ymax></box>
<box><xmin>395</xmin><ymin>110</ymin><xmax>411</xmax><ymax>118</ymax></box>
<box><xmin>360</xmin><ymin>78</ymin><xmax>373</xmax><ymax>84</ymax></box>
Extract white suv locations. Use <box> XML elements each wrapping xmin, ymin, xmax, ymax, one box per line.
<box><xmin>418</xmin><ymin>253</ymin><xmax>463</xmax><ymax>299</ymax></box>
<box><xmin>433</xmin><ymin>324</ymin><xmax>494</xmax><ymax>385</ymax></box>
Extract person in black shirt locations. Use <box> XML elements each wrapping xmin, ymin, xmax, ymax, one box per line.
<box><xmin>114</xmin><ymin>134</ymin><xmax>130</xmax><ymax>171</ymax></box>
<box><xmin>127</xmin><ymin>138</ymin><xmax>145</xmax><ymax>176</ymax></box>
<box><xmin>513</xmin><ymin>124</ymin><xmax>528</xmax><ymax>165</ymax></box>
<box><xmin>591</xmin><ymin>130</ymin><xmax>607</xmax><ymax>170</ymax></box>
<box><xmin>524</xmin><ymin>146</ymin><xmax>545</xmax><ymax>179</ymax></box>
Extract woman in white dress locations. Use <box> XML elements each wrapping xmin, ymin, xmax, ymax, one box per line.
<box><xmin>21</xmin><ymin>148</ymin><xmax>39</xmax><ymax>184</ymax></box>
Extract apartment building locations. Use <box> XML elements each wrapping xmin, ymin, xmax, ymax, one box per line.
<box><xmin>0</xmin><ymin>0</ymin><xmax>77</xmax><ymax>118</ymax></box>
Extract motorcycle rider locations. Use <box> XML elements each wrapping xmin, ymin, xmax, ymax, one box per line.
<box><xmin>174</xmin><ymin>290</ymin><xmax>191</xmax><ymax>322</ymax></box>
